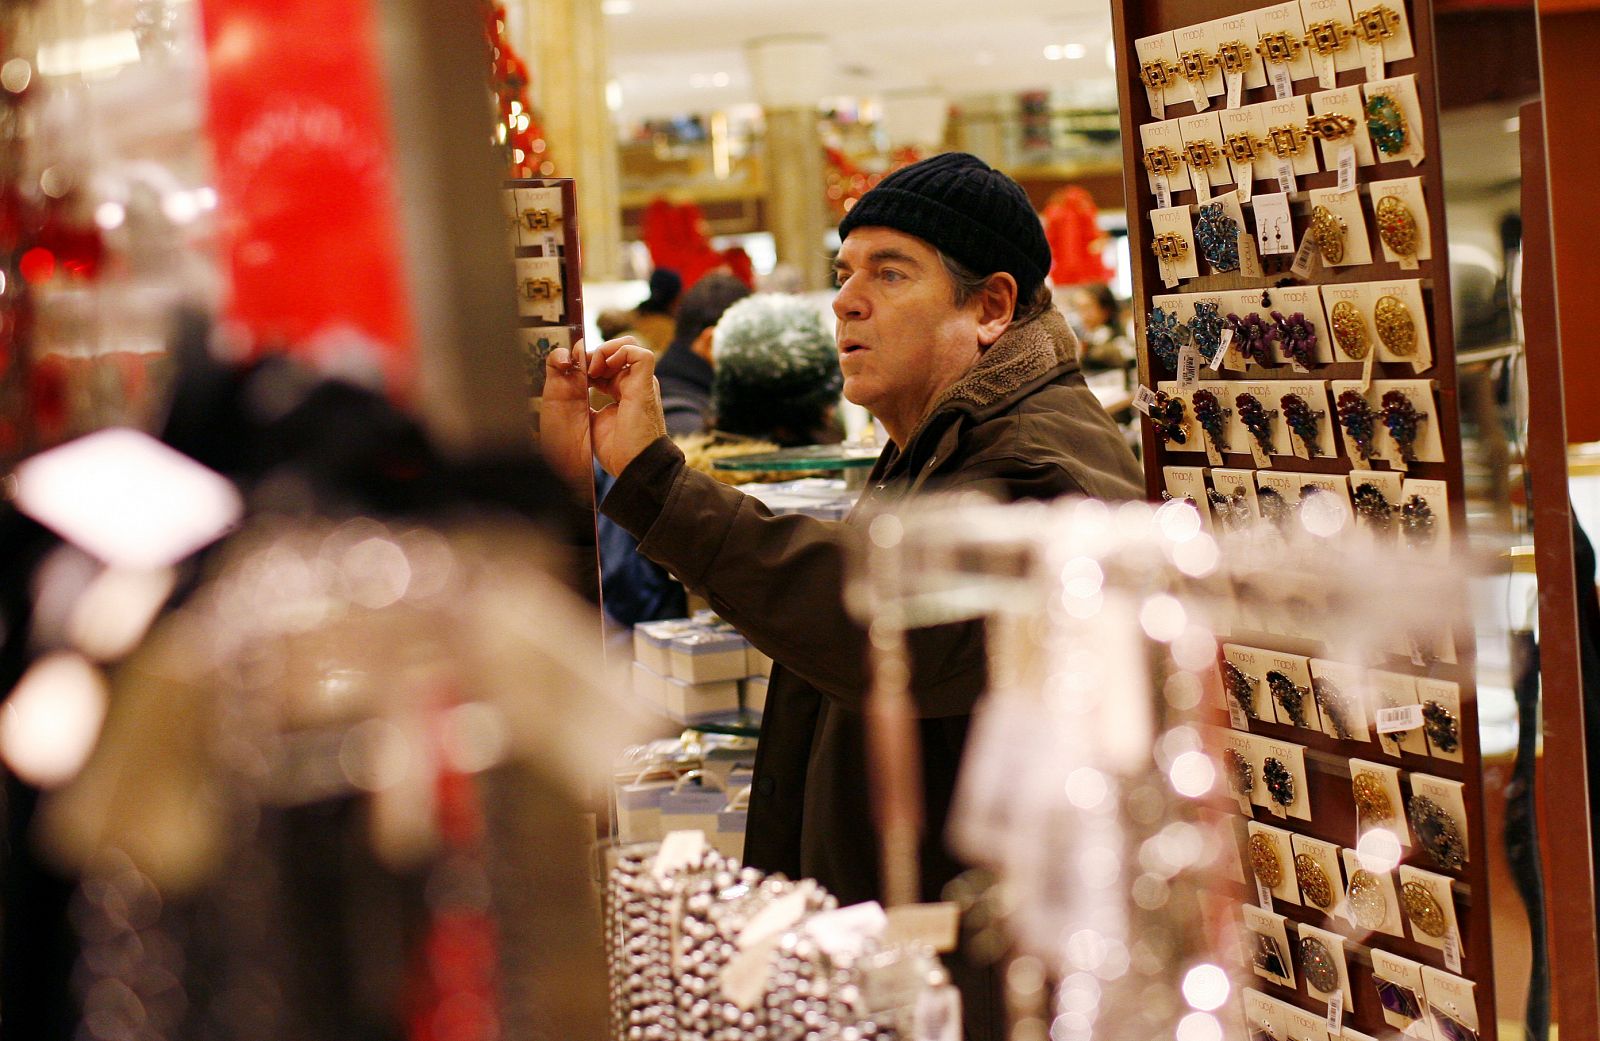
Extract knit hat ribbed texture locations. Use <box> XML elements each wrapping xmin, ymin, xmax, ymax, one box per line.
<box><xmin>837</xmin><ymin>151</ymin><xmax>1050</xmax><ymax>298</ymax></box>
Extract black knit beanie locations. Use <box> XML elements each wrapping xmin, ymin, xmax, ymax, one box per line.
<box><xmin>837</xmin><ymin>151</ymin><xmax>1051</xmax><ymax>299</ymax></box>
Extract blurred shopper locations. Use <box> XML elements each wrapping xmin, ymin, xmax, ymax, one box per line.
<box><xmin>629</xmin><ymin>268</ymin><xmax>681</xmax><ymax>353</ymax></box>
<box><xmin>1068</xmin><ymin>282</ymin><xmax>1134</xmax><ymax>377</ymax></box>
<box><xmin>655</xmin><ymin>274</ymin><xmax>751</xmax><ymax>438</ymax></box>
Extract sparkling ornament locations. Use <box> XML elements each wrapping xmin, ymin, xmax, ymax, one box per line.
<box><xmin>1337</xmin><ymin>390</ymin><xmax>1378</xmax><ymax>460</ymax></box>
<box><xmin>1374</xmin><ymin>295</ymin><xmax>1418</xmax><ymax>356</ymax></box>
<box><xmin>1188</xmin><ymin>301</ymin><xmax>1225</xmax><ymax>359</ymax></box>
<box><xmin>1402</xmin><ymin>493</ymin><xmax>1437</xmax><ymax>548</ymax></box>
<box><xmin>1400</xmin><ymin>880</ymin><xmax>1448</xmax><ymax>937</ymax></box>
<box><xmin>1380</xmin><ymin>389</ymin><xmax>1424</xmax><ymax>463</ymax></box>
<box><xmin>1267</xmin><ymin>670</ymin><xmax>1309</xmax><ymax>727</ymax></box>
<box><xmin>1348</xmin><ymin>870</ymin><xmax>1389</xmax><ymax>930</ymax></box>
<box><xmin>1330</xmin><ymin>300</ymin><xmax>1371</xmax><ymax>360</ymax></box>
<box><xmin>1146</xmin><ymin>305</ymin><xmax>1189</xmax><ymax>369</ymax></box>
<box><xmin>1195</xmin><ymin>202</ymin><xmax>1241</xmax><ymax>272</ymax></box>
<box><xmin>1263</xmin><ymin>756</ymin><xmax>1295</xmax><ymax>808</ymax></box>
<box><xmin>1223</xmin><ymin>660</ymin><xmax>1260</xmax><ymax>719</ymax></box>
<box><xmin>1191</xmin><ymin>388</ymin><xmax>1231</xmax><ymax>457</ymax></box>
<box><xmin>1313</xmin><ymin>675</ymin><xmax>1358</xmax><ymax>739</ymax></box>
<box><xmin>1423</xmin><ymin>700</ymin><xmax>1460</xmax><ymax>753</ymax></box>
<box><xmin>1272</xmin><ymin>311</ymin><xmax>1318</xmax><ymax>369</ymax></box>
<box><xmin>1249</xmin><ymin>834</ymin><xmax>1283</xmax><ymax>886</ymax></box>
<box><xmin>1227</xmin><ymin>311</ymin><xmax>1278</xmax><ymax>367</ymax></box>
<box><xmin>1353</xmin><ymin>482</ymin><xmax>1397</xmax><ymax>536</ymax></box>
<box><xmin>1299</xmin><ymin>936</ymin><xmax>1341</xmax><ymax>992</ymax></box>
<box><xmin>1375</xmin><ymin>194</ymin><xmax>1420</xmax><ymax>258</ymax></box>
<box><xmin>1308</xmin><ymin>204</ymin><xmax>1347</xmax><ymax>265</ymax></box>
<box><xmin>1257</xmin><ymin>486</ymin><xmax>1292</xmax><ymax>531</ymax></box>
<box><xmin>1150</xmin><ymin>390</ymin><xmax>1189</xmax><ymax>446</ymax></box>
<box><xmin>1295</xmin><ymin>854</ymin><xmax>1334</xmax><ymax>909</ymax></box>
<box><xmin>1235</xmin><ymin>392</ymin><xmax>1278</xmax><ymax>456</ymax></box>
<box><xmin>1352</xmin><ymin>771</ymin><xmax>1394</xmax><ymax>825</ymax></box>
<box><xmin>1409</xmin><ymin>795</ymin><xmax>1467</xmax><ymax>871</ymax></box>
<box><xmin>1224</xmin><ymin>748</ymin><xmax>1254</xmax><ymax>797</ymax></box>
<box><xmin>1280</xmin><ymin>393</ymin><xmax>1325</xmax><ymax>455</ymax></box>
<box><xmin>1366</xmin><ymin>93</ymin><xmax>1408</xmax><ymax>156</ymax></box>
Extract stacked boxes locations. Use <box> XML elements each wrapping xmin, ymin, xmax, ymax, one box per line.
<box><xmin>631</xmin><ymin>613</ymin><xmax>775</xmax><ymax>724</ymax></box>
<box><xmin>610</xmin><ymin>737</ymin><xmax>757</xmax><ymax>857</ymax></box>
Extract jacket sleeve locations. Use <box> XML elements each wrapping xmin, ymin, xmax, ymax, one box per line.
<box><xmin>601</xmin><ymin>437</ymin><xmax>1079</xmax><ymax>718</ymax></box>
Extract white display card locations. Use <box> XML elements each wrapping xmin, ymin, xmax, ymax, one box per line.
<box><xmin>1206</xmin><ymin>9</ymin><xmax>1268</xmax><ymax>91</ymax></box>
<box><xmin>1310</xmin><ymin>658</ymin><xmax>1372</xmax><ymax>743</ymax></box>
<box><xmin>1367</xmin><ymin>175</ymin><xmax>1431</xmax><ymax>267</ymax></box>
<box><xmin>1308</xmin><ymin>186</ymin><xmax>1374</xmax><ymax>267</ymax></box>
<box><xmin>1243</xmin><ymin>988</ymin><xmax>1290</xmax><ymax>1040</ymax></box>
<box><xmin>1342</xmin><ymin>847</ymin><xmax>1404</xmax><ymax>937</ymax></box>
<box><xmin>1370</xmin><ymin>949</ymin><xmax>1430</xmax><ymax>1032</ymax></box>
<box><xmin>1398</xmin><ymin>865</ymin><xmax>1460</xmax><ymax>952</ymax></box>
<box><xmin>1255</xmin><ymin>1</ymin><xmax>1319</xmax><ymax>83</ymax></box>
<box><xmin>1261</xmin><ymin>93</ymin><xmax>1322</xmax><ymax>176</ymax></box>
<box><xmin>1225</xmin><ymin>644</ymin><xmax>1275</xmax><ymax>721</ymax></box>
<box><xmin>513</xmin><ymin>185</ymin><xmax>565</xmax><ymax>252</ymax></box>
<box><xmin>1290</xmin><ymin>833</ymin><xmax>1347</xmax><ymax>919</ymax></box>
<box><xmin>1311</xmin><ymin>87</ymin><xmax>1378</xmax><ymax>167</ymax></box>
<box><xmin>514</xmin><ymin>256</ymin><xmax>566</xmax><ymax>323</ymax></box>
<box><xmin>1150</xmin><ymin>205</ymin><xmax>1201</xmax><ymax>285</ymax></box>
<box><xmin>1320</xmin><ymin>283</ymin><xmax>1374</xmax><ymax>363</ymax></box>
<box><xmin>1410</xmin><ymin>772</ymin><xmax>1471</xmax><ymax>867</ymax></box>
<box><xmin>1348</xmin><ymin>756</ymin><xmax>1411</xmax><ymax>847</ymax></box>
<box><xmin>1363</xmin><ymin>74</ymin><xmax>1427</xmax><ymax>166</ymax></box>
<box><xmin>1280</xmin><ymin>381</ymin><xmax>1337</xmax><ymax>459</ymax></box>
<box><xmin>1415</xmin><ymin>677</ymin><xmax>1465</xmax><ymax>763</ymax></box>
<box><xmin>1364</xmin><ymin>279</ymin><xmax>1433</xmax><ymax>371</ymax></box>
<box><xmin>1421</xmin><ymin>967</ymin><xmax>1479</xmax><ymax>1039</ymax></box>
<box><xmin>1134</xmin><ymin>32</ymin><xmax>1184</xmax><ymax>118</ymax></box>
<box><xmin>1252</xmin><ymin>191</ymin><xmax>1296</xmax><ymax>256</ymax></box>
<box><xmin>1400</xmin><ymin>477</ymin><xmax>1452</xmax><ymax>559</ymax></box>
<box><xmin>1237</xmin><ymin>380</ymin><xmax>1294</xmax><ymax>462</ymax></box>
<box><xmin>1155</xmin><ymin>380</ymin><xmax>1202</xmax><ymax>454</ymax></box>
<box><xmin>1369</xmin><ymin>379</ymin><xmax>1445</xmax><ymax>464</ymax></box>
<box><xmin>1243</xmin><ymin>903</ymin><xmax>1298</xmax><ymax>986</ymax></box>
<box><xmin>1347</xmin><ymin>469</ymin><xmax>1403</xmax><ymax>543</ymax></box>
<box><xmin>1295</xmin><ymin>473</ymin><xmax>1357</xmax><ymax>539</ymax></box>
<box><xmin>1356</xmin><ymin>0</ymin><xmax>1416</xmax><ymax>79</ymax></box>
<box><xmin>1220</xmin><ymin>104</ymin><xmax>1268</xmax><ymax>192</ymax></box>
<box><xmin>1259</xmin><ymin>737</ymin><xmax>1312</xmax><ymax>821</ymax></box>
<box><xmin>1140</xmin><ymin>119</ymin><xmax>1193</xmax><ymax>196</ymax></box>
<box><xmin>1368</xmin><ymin>669</ymin><xmax>1428</xmax><ymax>759</ymax></box>
<box><xmin>1163</xmin><ymin>466</ymin><xmax>1215</xmax><ymax>533</ymax></box>
<box><xmin>1218</xmin><ymin>728</ymin><xmax>1258</xmax><ymax>812</ymax></box>
<box><xmin>1180</xmin><ymin>112</ymin><xmax>1230</xmax><ymax>198</ymax></box>
<box><xmin>1264</xmin><ymin>650</ymin><xmax>1319</xmax><ymax>731</ymax></box>
<box><xmin>1265</xmin><ymin>283</ymin><xmax>1335</xmax><ymax>365</ymax></box>
<box><xmin>1297</xmin><ymin>922</ymin><xmax>1355</xmax><ymax>1009</ymax></box>
<box><xmin>1302</xmin><ymin>0</ymin><xmax>1363</xmax><ymax>76</ymax></box>
<box><xmin>1175</xmin><ymin>20</ymin><xmax>1227</xmax><ymax>99</ymax></box>
<box><xmin>1282</xmin><ymin>1002</ymin><xmax>1333</xmax><ymax>1041</ymax></box>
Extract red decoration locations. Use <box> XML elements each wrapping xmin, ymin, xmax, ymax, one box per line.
<box><xmin>486</xmin><ymin>3</ymin><xmax>554</xmax><ymax>178</ymax></box>
<box><xmin>1042</xmin><ymin>186</ymin><xmax>1114</xmax><ymax>286</ymax></box>
<box><xmin>638</xmin><ymin>197</ymin><xmax>753</xmax><ymax>289</ymax></box>
<box><xmin>198</xmin><ymin>0</ymin><xmax>417</xmax><ymax>396</ymax></box>
<box><xmin>824</xmin><ymin>146</ymin><xmax>921</xmax><ymax>219</ymax></box>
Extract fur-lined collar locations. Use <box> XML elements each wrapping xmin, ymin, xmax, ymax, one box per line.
<box><xmin>924</xmin><ymin>305</ymin><xmax>1079</xmax><ymax>418</ymax></box>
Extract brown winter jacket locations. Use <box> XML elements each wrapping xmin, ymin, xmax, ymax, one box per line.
<box><xmin>601</xmin><ymin>305</ymin><xmax>1144</xmax><ymax>907</ymax></box>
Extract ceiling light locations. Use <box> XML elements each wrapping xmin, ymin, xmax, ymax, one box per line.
<box><xmin>1044</xmin><ymin>44</ymin><xmax>1064</xmax><ymax>61</ymax></box>
<box><xmin>712</xmin><ymin>72</ymin><xmax>730</xmax><ymax>87</ymax></box>
<box><xmin>1065</xmin><ymin>43</ymin><xmax>1087</xmax><ymax>60</ymax></box>
<box><xmin>602</xmin><ymin>0</ymin><xmax>634</xmax><ymax>14</ymax></box>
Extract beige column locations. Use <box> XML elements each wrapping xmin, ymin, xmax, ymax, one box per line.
<box><xmin>747</xmin><ymin>36</ymin><xmax>832</xmax><ymax>291</ymax></box>
<box><xmin>522</xmin><ymin>0</ymin><xmax>624</xmax><ymax>279</ymax></box>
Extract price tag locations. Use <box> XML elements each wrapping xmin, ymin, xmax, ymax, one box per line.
<box><xmin>1363</xmin><ymin>39</ymin><xmax>1386</xmax><ymax>82</ymax></box>
<box><xmin>1228</xmin><ymin>701</ymin><xmax>1251</xmax><ymax>731</ymax></box>
<box><xmin>1134</xmin><ymin>385</ymin><xmax>1159</xmax><ymax>415</ymax></box>
<box><xmin>885</xmin><ymin>902</ymin><xmax>961</xmax><ymax>953</ymax></box>
<box><xmin>1195</xmin><ymin>170</ymin><xmax>1213</xmax><ymax>202</ymax></box>
<box><xmin>1188</xmin><ymin>77</ymin><xmax>1210</xmax><ymax>112</ymax></box>
<box><xmin>652</xmin><ymin>829</ymin><xmax>705</xmax><ymax>880</ymax></box>
<box><xmin>806</xmin><ymin>901</ymin><xmax>888</xmax><ymax>959</ymax></box>
<box><xmin>1291</xmin><ymin>227</ymin><xmax>1322</xmax><ymax>279</ymax></box>
<box><xmin>913</xmin><ymin>984</ymin><xmax>963</xmax><ymax>1041</ymax></box>
<box><xmin>1178</xmin><ymin>342</ymin><xmax>1201</xmax><ymax>389</ymax></box>
<box><xmin>1326</xmin><ymin>990</ymin><xmax>1345</xmax><ymax>1033</ymax></box>
<box><xmin>1149</xmin><ymin>87</ymin><xmax>1166</xmax><ymax>121</ymax></box>
<box><xmin>1444</xmin><ymin>930</ymin><xmax>1463</xmax><ymax>973</ymax></box>
<box><xmin>1155</xmin><ymin>172</ymin><xmax>1172</xmax><ymax>211</ymax></box>
<box><xmin>1212</xmin><ymin>326</ymin><xmax>1234</xmax><ymax>369</ymax></box>
<box><xmin>739</xmin><ymin>886</ymin><xmax>813</xmax><ymax>950</ymax></box>
<box><xmin>1269</xmin><ymin>63</ymin><xmax>1293</xmax><ymax>100</ymax></box>
<box><xmin>1375</xmin><ymin>704</ymin><xmax>1425</xmax><ymax>734</ymax></box>
<box><xmin>1314</xmin><ymin>51</ymin><xmax>1337</xmax><ymax>90</ymax></box>
<box><xmin>1336</xmin><ymin>145</ymin><xmax>1358</xmax><ymax>194</ymax></box>
<box><xmin>1360</xmin><ymin>348</ymin><xmax>1376</xmax><ymax>392</ymax></box>
<box><xmin>1226</xmin><ymin>70</ymin><xmax>1244</xmax><ymax>110</ymax></box>
<box><xmin>1237</xmin><ymin>171</ymin><xmax>1253</xmax><ymax>203</ymax></box>
<box><xmin>1251</xmin><ymin>439</ymin><xmax>1273</xmax><ymax>470</ymax></box>
<box><xmin>542</xmin><ymin>231</ymin><xmax>561</xmax><ymax>256</ymax></box>
<box><xmin>1256</xmin><ymin>876</ymin><xmax>1275</xmax><ymax>911</ymax></box>
<box><xmin>1160</xmin><ymin>256</ymin><xmax>1178</xmax><ymax>288</ymax></box>
<box><xmin>1275</xmin><ymin>159</ymin><xmax>1297</xmax><ymax>196</ymax></box>
<box><xmin>722</xmin><ymin>934</ymin><xmax>780</xmax><ymax>1010</ymax></box>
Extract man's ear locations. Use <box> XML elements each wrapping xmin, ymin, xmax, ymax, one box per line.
<box><xmin>692</xmin><ymin>327</ymin><xmax>716</xmax><ymax>364</ymax></box>
<box><xmin>975</xmin><ymin>272</ymin><xmax>1019</xmax><ymax>347</ymax></box>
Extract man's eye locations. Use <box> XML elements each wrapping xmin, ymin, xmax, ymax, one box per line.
<box><xmin>881</xmin><ymin>269</ymin><xmax>905</xmax><ymax>282</ymax></box>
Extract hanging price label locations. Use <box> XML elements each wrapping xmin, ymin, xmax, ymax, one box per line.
<box><xmin>1276</xmin><ymin>159</ymin><xmax>1297</xmax><ymax>196</ymax></box>
<box><xmin>1133</xmin><ymin>385</ymin><xmax>1159</xmax><ymax>415</ymax></box>
<box><xmin>1188</xmin><ymin>77</ymin><xmax>1210</xmax><ymax>112</ymax></box>
<box><xmin>1149</xmin><ymin>87</ymin><xmax>1166</xmax><ymax>121</ymax></box>
<box><xmin>1228</xmin><ymin>701</ymin><xmax>1251</xmax><ymax>731</ymax></box>
<box><xmin>1194</xmin><ymin>170</ymin><xmax>1212</xmax><ymax>202</ymax></box>
<box><xmin>1211</xmin><ymin>326</ymin><xmax>1234</xmax><ymax>369</ymax></box>
<box><xmin>1226</xmin><ymin>70</ymin><xmax>1244</xmax><ymax>110</ymax></box>
<box><xmin>1160</xmin><ymin>256</ymin><xmax>1178</xmax><ymax>288</ymax></box>
<box><xmin>1178</xmin><ymin>342</ymin><xmax>1201</xmax><ymax>390</ymax></box>
<box><xmin>1444</xmin><ymin>931</ymin><xmax>1463</xmax><ymax>974</ymax></box>
<box><xmin>1363</xmin><ymin>39</ymin><xmax>1386</xmax><ymax>82</ymax></box>
<box><xmin>1256</xmin><ymin>876</ymin><xmax>1275</xmax><ymax>911</ymax></box>
<box><xmin>1291</xmin><ymin>227</ymin><xmax>1322</xmax><ymax>279</ymax></box>
<box><xmin>1326</xmin><ymin>990</ymin><xmax>1345</xmax><ymax>1033</ymax></box>
<box><xmin>1337</xmin><ymin>145</ymin><xmax>1358</xmax><ymax>194</ymax></box>
<box><xmin>1269</xmin><ymin>63</ymin><xmax>1293</xmax><ymax>100</ymax></box>
<box><xmin>1360</xmin><ymin>347</ymin><xmax>1376</xmax><ymax>392</ymax></box>
<box><xmin>1314</xmin><ymin>51</ymin><xmax>1337</xmax><ymax>90</ymax></box>
<box><xmin>1375</xmin><ymin>704</ymin><xmax>1425</xmax><ymax>734</ymax></box>
<box><xmin>1155</xmin><ymin>173</ymin><xmax>1172</xmax><ymax>211</ymax></box>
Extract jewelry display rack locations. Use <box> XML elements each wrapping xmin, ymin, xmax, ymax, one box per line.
<box><xmin>1109</xmin><ymin>0</ymin><xmax>1497</xmax><ymax>1035</ymax></box>
<box><xmin>502</xmin><ymin>176</ymin><xmax>584</xmax><ymax>438</ymax></box>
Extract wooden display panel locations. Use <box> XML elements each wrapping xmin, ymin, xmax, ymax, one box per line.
<box><xmin>1109</xmin><ymin>0</ymin><xmax>1497</xmax><ymax>1036</ymax></box>
<box><xmin>503</xmin><ymin>177</ymin><xmax>584</xmax><ymax>437</ymax></box>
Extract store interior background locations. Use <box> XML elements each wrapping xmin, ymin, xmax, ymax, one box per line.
<box><xmin>7</xmin><ymin>0</ymin><xmax>1600</xmax><ymax>1037</ymax></box>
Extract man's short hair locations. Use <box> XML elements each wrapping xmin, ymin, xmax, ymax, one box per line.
<box><xmin>670</xmin><ymin>273</ymin><xmax>752</xmax><ymax>350</ymax></box>
<box><xmin>938</xmin><ymin>250</ymin><xmax>1054</xmax><ymax>324</ymax></box>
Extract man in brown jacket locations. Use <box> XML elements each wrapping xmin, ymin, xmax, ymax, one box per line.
<box><xmin>544</xmin><ymin>152</ymin><xmax>1142</xmax><ymax>1020</ymax></box>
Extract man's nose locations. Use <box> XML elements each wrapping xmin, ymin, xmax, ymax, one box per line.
<box><xmin>832</xmin><ymin>276</ymin><xmax>867</xmax><ymax>321</ymax></box>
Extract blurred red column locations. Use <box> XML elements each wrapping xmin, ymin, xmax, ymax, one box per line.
<box><xmin>197</xmin><ymin>0</ymin><xmax>416</xmax><ymax>396</ymax></box>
